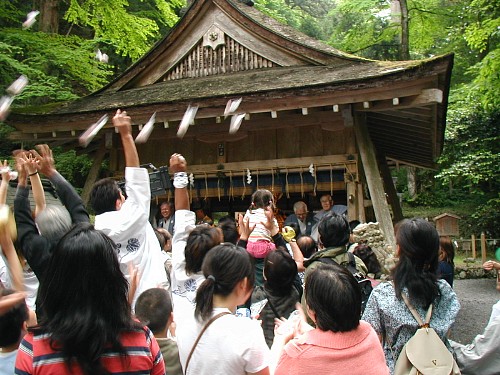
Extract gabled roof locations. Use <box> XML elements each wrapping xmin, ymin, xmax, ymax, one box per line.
<box><xmin>100</xmin><ymin>0</ymin><xmax>367</xmax><ymax>94</ymax></box>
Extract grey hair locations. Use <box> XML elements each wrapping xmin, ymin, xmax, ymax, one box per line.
<box><xmin>35</xmin><ymin>205</ymin><xmax>72</xmax><ymax>242</ymax></box>
<box><xmin>293</xmin><ymin>201</ymin><xmax>307</xmax><ymax>212</ymax></box>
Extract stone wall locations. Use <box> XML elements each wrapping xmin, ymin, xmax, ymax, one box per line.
<box><xmin>455</xmin><ymin>265</ymin><xmax>498</xmax><ymax>280</ymax></box>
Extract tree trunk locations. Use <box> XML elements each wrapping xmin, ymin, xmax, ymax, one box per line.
<box><xmin>391</xmin><ymin>0</ymin><xmax>410</xmax><ymax>60</ymax></box>
<box><xmin>399</xmin><ymin>0</ymin><xmax>410</xmax><ymax>59</ymax></box>
<box><xmin>407</xmin><ymin>166</ymin><xmax>417</xmax><ymax>198</ymax></box>
<box><xmin>36</xmin><ymin>0</ymin><xmax>59</xmax><ymax>34</ymax></box>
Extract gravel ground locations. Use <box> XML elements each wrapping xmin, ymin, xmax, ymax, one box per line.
<box><xmin>448</xmin><ymin>278</ymin><xmax>498</xmax><ymax>344</ymax></box>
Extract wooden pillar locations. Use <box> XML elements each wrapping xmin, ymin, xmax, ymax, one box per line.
<box><xmin>378</xmin><ymin>154</ymin><xmax>404</xmax><ymax>223</ymax></box>
<box><xmin>353</xmin><ymin>112</ymin><xmax>396</xmax><ymax>251</ymax></box>
<box><xmin>356</xmin><ymin>182</ymin><xmax>366</xmax><ymax>223</ymax></box>
<box><xmin>81</xmin><ymin>144</ymin><xmax>108</xmax><ymax>206</ymax></box>
<box><xmin>471</xmin><ymin>234</ymin><xmax>476</xmax><ymax>258</ymax></box>
<box><xmin>346</xmin><ymin>162</ymin><xmax>358</xmax><ymax>222</ymax></box>
<box><xmin>481</xmin><ymin>232</ymin><xmax>487</xmax><ymax>264</ymax></box>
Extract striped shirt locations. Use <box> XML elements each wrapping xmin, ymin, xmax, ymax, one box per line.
<box><xmin>15</xmin><ymin>327</ymin><xmax>165</xmax><ymax>375</ymax></box>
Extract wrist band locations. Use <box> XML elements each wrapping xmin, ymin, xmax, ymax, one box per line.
<box><xmin>173</xmin><ymin>171</ymin><xmax>188</xmax><ymax>189</ymax></box>
<box><xmin>29</xmin><ymin>171</ymin><xmax>38</xmax><ymax>176</ymax></box>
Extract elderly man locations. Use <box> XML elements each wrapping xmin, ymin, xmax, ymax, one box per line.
<box><xmin>314</xmin><ymin>194</ymin><xmax>347</xmax><ymax>222</ymax></box>
<box><xmin>156</xmin><ymin>201</ymin><xmax>175</xmax><ymax>235</ymax></box>
<box><xmin>284</xmin><ymin>201</ymin><xmax>316</xmax><ymax>238</ymax></box>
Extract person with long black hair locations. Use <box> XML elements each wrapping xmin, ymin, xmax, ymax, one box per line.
<box><xmin>15</xmin><ymin>223</ymin><xmax>165</xmax><ymax>375</ymax></box>
<box><xmin>362</xmin><ymin>218</ymin><xmax>460</xmax><ymax>374</ymax></box>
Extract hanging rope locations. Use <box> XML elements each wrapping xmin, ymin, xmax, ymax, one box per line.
<box><xmin>271</xmin><ymin>168</ymin><xmax>274</xmax><ymax>193</ymax></box>
<box><xmin>256</xmin><ymin>169</ymin><xmax>259</xmax><ymax>190</ymax></box>
<box><xmin>285</xmin><ymin>168</ymin><xmax>290</xmax><ymax>199</ymax></box>
<box><xmin>242</xmin><ymin>169</ymin><xmax>246</xmax><ymax>199</ymax></box>
<box><xmin>300</xmin><ymin>167</ymin><xmax>304</xmax><ymax>198</ymax></box>
<box><xmin>204</xmin><ymin>172</ymin><xmax>208</xmax><ymax>201</ymax></box>
<box><xmin>217</xmin><ymin>177</ymin><xmax>221</xmax><ymax>201</ymax></box>
<box><xmin>330</xmin><ymin>164</ymin><xmax>333</xmax><ymax>196</ymax></box>
<box><xmin>229</xmin><ymin>170</ymin><xmax>234</xmax><ymax>201</ymax></box>
<box><xmin>313</xmin><ymin>164</ymin><xmax>317</xmax><ymax>196</ymax></box>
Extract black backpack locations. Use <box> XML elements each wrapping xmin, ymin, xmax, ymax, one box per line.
<box><xmin>316</xmin><ymin>252</ymin><xmax>373</xmax><ymax>313</ymax></box>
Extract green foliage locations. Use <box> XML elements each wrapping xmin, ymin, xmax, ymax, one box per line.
<box><xmin>52</xmin><ymin>148</ymin><xmax>94</xmax><ymax>188</ymax></box>
<box><xmin>436</xmin><ymin>101</ymin><xmax>500</xmax><ymax>192</ymax></box>
<box><xmin>65</xmin><ymin>0</ymin><xmax>181</xmax><ymax>59</ymax></box>
<box><xmin>254</xmin><ymin>0</ymin><xmax>331</xmax><ymax>39</ymax></box>
<box><xmin>0</xmin><ymin>29</ymin><xmax>113</xmax><ymax>103</ymax></box>
<box><xmin>468</xmin><ymin>196</ymin><xmax>500</xmax><ymax>237</ymax></box>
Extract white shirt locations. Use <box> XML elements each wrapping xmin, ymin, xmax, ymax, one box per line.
<box><xmin>94</xmin><ymin>167</ymin><xmax>168</xmax><ymax>309</ymax></box>
<box><xmin>170</xmin><ymin>209</ymin><xmax>204</xmax><ymax>325</ymax></box>
<box><xmin>177</xmin><ymin>307</ymin><xmax>270</xmax><ymax>375</ymax></box>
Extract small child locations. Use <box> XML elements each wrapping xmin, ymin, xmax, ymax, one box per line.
<box><xmin>134</xmin><ymin>288</ymin><xmax>182</xmax><ymax>375</ymax></box>
<box><xmin>244</xmin><ymin>189</ymin><xmax>278</xmax><ymax>259</ymax></box>
<box><xmin>0</xmin><ymin>288</ymin><xmax>29</xmax><ymax>375</ymax></box>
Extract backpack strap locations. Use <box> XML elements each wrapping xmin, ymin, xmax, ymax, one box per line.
<box><xmin>184</xmin><ymin>311</ymin><xmax>230</xmax><ymax>374</ymax></box>
<box><xmin>401</xmin><ymin>293</ymin><xmax>433</xmax><ymax>328</ymax></box>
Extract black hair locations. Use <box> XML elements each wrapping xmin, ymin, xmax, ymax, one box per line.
<box><xmin>195</xmin><ymin>243</ymin><xmax>255</xmax><ymax>322</ymax></box>
<box><xmin>135</xmin><ymin>288</ymin><xmax>172</xmax><ymax>335</ymax></box>
<box><xmin>349</xmin><ymin>220</ymin><xmax>361</xmax><ymax>233</ymax></box>
<box><xmin>317</xmin><ymin>213</ymin><xmax>350</xmax><ymax>248</ymax></box>
<box><xmin>392</xmin><ymin>218</ymin><xmax>440</xmax><ymax>309</ymax></box>
<box><xmin>185</xmin><ymin>226</ymin><xmax>222</xmax><ymax>275</ymax></box>
<box><xmin>35</xmin><ymin>222</ymin><xmax>141</xmax><ymax>375</ymax></box>
<box><xmin>305</xmin><ymin>263</ymin><xmax>361</xmax><ymax>332</ymax></box>
<box><xmin>250</xmin><ymin>189</ymin><xmax>273</xmax><ymax>210</ymax></box>
<box><xmin>296</xmin><ymin>236</ymin><xmax>317</xmax><ymax>258</ymax></box>
<box><xmin>217</xmin><ymin>215</ymin><xmax>239</xmax><ymax>245</ymax></box>
<box><xmin>89</xmin><ymin>178</ymin><xmax>122</xmax><ymax>215</ymax></box>
<box><xmin>263</xmin><ymin>248</ymin><xmax>297</xmax><ymax>295</ymax></box>
<box><xmin>0</xmin><ymin>288</ymin><xmax>28</xmax><ymax>347</ymax></box>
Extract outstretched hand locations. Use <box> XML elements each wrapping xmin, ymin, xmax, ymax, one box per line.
<box><xmin>31</xmin><ymin>144</ymin><xmax>55</xmax><ymax>177</ymax></box>
<box><xmin>238</xmin><ymin>213</ymin><xmax>256</xmax><ymax>241</ymax></box>
<box><xmin>261</xmin><ymin>207</ymin><xmax>279</xmax><ymax>236</ymax></box>
<box><xmin>113</xmin><ymin>109</ymin><xmax>132</xmax><ymax>134</ymax></box>
<box><xmin>169</xmin><ymin>153</ymin><xmax>187</xmax><ymax>173</ymax></box>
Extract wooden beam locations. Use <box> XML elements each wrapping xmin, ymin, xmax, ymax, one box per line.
<box><xmin>353</xmin><ymin>112</ymin><xmax>396</xmax><ymax>251</ymax></box>
<box><xmin>378</xmin><ymin>154</ymin><xmax>404</xmax><ymax>222</ymax></box>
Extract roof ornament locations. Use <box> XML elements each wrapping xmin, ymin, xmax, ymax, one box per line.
<box><xmin>203</xmin><ymin>25</ymin><xmax>225</xmax><ymax>50</ymax></box>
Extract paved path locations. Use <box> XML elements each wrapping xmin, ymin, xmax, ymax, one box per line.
<box><xmin>449</xmin><ymin>278</ymin><xmax>498</xmax><ymax>344</ymax></box>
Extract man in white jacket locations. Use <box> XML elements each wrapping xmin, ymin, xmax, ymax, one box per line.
<box><xmin>90</xmin><ymin>109</ymin><xmax>168</xmax><ymax>309</ymax></box>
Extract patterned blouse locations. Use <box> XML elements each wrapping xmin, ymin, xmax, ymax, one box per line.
<box><xmin>361</xmin><ymin>280</ymin><xmax>460</xmax><ymax>374</ymax></box>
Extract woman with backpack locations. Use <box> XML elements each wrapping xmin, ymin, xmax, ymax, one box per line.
<box><xmin>362</xmin><ymin>218</ymin><xmax>460</xmax><ymax>375</ymax></box>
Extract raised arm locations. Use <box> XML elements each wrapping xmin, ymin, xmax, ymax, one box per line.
<box><xmin>24</xmin><ymin>153</ymin><xmax>46</xmax><ymax>216</ymax></box>
<box><xmin>0</xmin><ymin>205</ymin><xmax>23</xmax><ymax>292</ymax></box>
<box><xmin>0</xmin><ymin>160</ymin><xmax>11</xmax><ymax>205</ymax></box>
<box><xmin>170</xmin><ymin>154</ymin><xmax>189</xmax><ymax>211</ymax></box>
<box><xmin>13</xmin><ymin>151</ymin><xmax>51</xmax><ymax>279</ymax></box>
<box><xmin>31</xmin><ymin>144</ymin><xmax>89</xmax><ymax>224</ymax></box>
<box><xmin>114</xmin><ymin>109</ymin><xmax>139</xmax><ymax>168</ymax></box>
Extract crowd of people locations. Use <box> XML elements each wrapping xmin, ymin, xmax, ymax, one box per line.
<box><xmin>0</xmin><ymin>109</ymin><xmax>498</xmax><ymax>375</ymax></box>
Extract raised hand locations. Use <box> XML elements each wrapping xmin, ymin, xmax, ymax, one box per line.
<box><xmin>238</xmin><ymin>213</ymin><xmax>256</xmax><ymax>241</ymax></box>
<box><xmin>169</xmin><ymin>153</ymin><xmax>187</xmax><ymax>174</ymax></box>
<box><xmin>31</xmin><ymin>144</ymin><xmax>55</xmax><ymax>177</ymax></box>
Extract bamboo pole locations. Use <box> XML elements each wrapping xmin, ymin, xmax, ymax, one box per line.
<box><xmin>471</xmin><ymin>234</ymin><xmax>476</xmax><ymax>259</ymax></box>
<box><xmin>481</xmin><ymin>232</ymin><xmax>487</xmax><ymax>265</ymax></box>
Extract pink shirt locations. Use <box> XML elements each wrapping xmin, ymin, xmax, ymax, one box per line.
<box><xmin>275</xmin><ymin>321</ymin><xmax>389</xmax><ymax>375</ymax></box>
